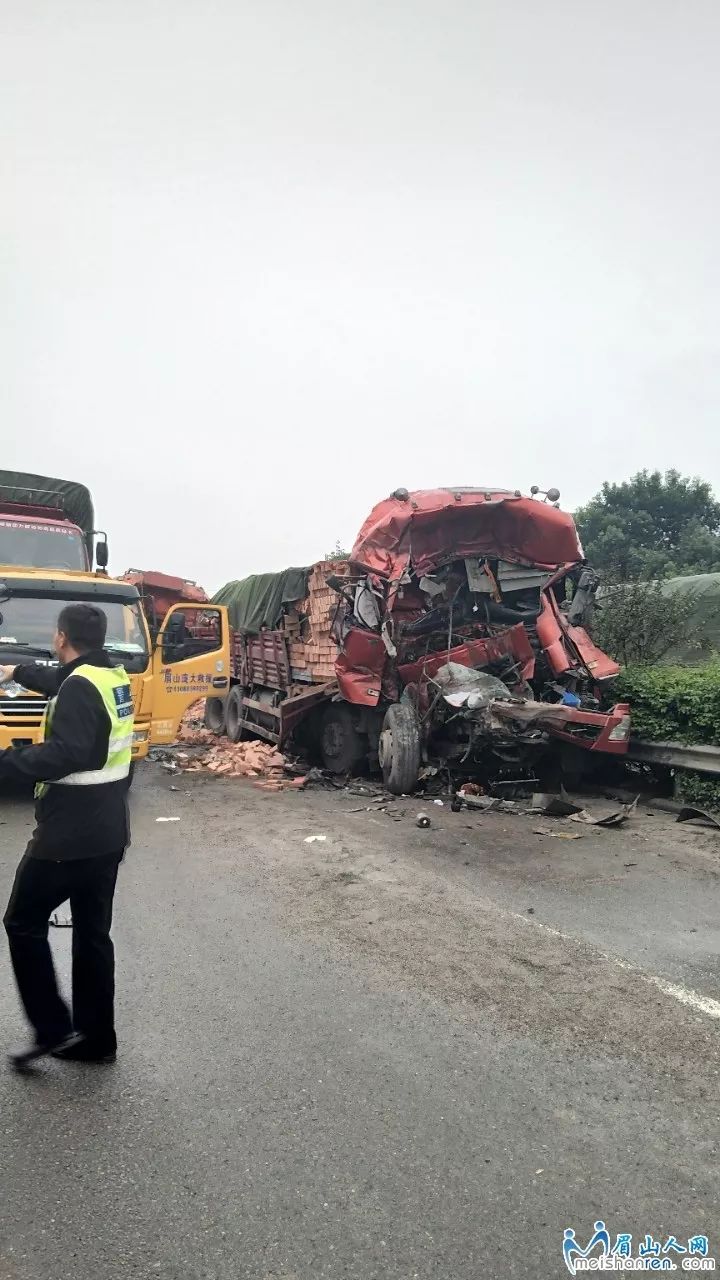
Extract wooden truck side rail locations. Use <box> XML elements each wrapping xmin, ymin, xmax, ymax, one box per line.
<box><xmin>228</xmin><ymin>629</ymin><xmax>337</xmax><ymax>746</ymax></box>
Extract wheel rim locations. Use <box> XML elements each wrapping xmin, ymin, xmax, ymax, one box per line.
<box><xmin>378</xmin><ymin>727</ymin><xmax>393</xmax><ymax>772</ymax></box>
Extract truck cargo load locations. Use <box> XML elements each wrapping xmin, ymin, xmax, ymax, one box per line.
<box><xmin>207</xmin><ymin>560</ymin><xmax>349</xmax><ymax>743</ymax></box>
<box><xmin>213</xmin><ymin>568</ymin><xmax>311</xmax><ymax>634</ymax></box>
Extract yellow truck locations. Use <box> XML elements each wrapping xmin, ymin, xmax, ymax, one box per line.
<box><xmin>0</xmin><ymin>471</ymin><xmax>230</xmax><ymax>760</ymax></box>
<box><xmin>0</xmin><ymin>567</ymin><xmax>230</xmax><ymax>761</ymax></box>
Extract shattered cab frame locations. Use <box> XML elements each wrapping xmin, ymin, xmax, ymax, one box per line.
<box><xmin>328</xmin><ymin>487</ymin><xmax>630</xmax><ymax>794</ymax></box>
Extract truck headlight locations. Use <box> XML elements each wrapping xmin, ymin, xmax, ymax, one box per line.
<box><xmin>608</xmin><ymin>715</ymin><xmax>631</xmax><ymax>742</ymax></box>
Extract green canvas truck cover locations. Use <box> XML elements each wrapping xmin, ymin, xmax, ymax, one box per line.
<box><xmin>213</xmin><ymin>568</ymin><xmax>310</xmax><ymax>634</ymax></box>
<box><xmin>0</xmin><ymin>471</ymin><xmax>95</xmax><ymax>559</ymax></box>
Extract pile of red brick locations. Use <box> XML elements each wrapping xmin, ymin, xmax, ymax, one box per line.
<box><xmin>177</xmin><ymin>702</ymin><xmax>214</xmax><ymax>745</ymax></box>
<box><xmin>174</xmin><ymin>700</ymin><xmax>304</xmax><ymax>789</ymax></box>
<box><xmin>184</xmin><ymin>738</ymin><xmax>289</xmax><ymax>786</ymax></box>
<box><xmin>286</xmin><ymin>559</ymin><xmax>350</xmax><ymax>682</ymax></box>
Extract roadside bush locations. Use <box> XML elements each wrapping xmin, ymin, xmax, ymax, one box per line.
<box><xmin>615</xmin><ymin>662</ymin><xmax>720</xmax><ymax>743</ymax></box>
<box><xmin>616</xmin><ymin>662</ymin><xmax>720</xmax><ymax>809</ymax></box>
<box><xmin>674</xmin><ymin>773</ymin><xmax>720</xmax><ymax>810</ymax></box>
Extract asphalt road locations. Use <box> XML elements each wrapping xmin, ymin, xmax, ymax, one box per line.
<box><xmin>1</xmin><ymin>766</ymin><xmax>718</xmax><ymax>1280</ymax></box>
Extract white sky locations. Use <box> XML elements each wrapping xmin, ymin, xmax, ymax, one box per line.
<box><xmin>1</xmin><ymin>0</ymin><xmax>718</xmax><ymax>591</ymax></box>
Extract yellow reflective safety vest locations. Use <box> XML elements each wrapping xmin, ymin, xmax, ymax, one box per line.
<box><xmin>36</xmin><ymin>663</ymin><xmax>134</xmax><ymax>798</ymax></box>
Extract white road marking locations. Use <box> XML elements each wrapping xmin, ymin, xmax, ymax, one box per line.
<box><xmin>506</xmin><ymin>908</ymin><xmax>720</xmax><ymax>1023</ymax></box>
<box><xmin>623</xmin><ymin>968</ymin><xmax>720</xmax><ymax>1022</ymax></box>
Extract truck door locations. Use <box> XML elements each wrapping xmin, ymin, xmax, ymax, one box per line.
<box><xmin>150</xmin><ymin>603</ymin><xmax>230</xmax><ymax>745</ymax></box>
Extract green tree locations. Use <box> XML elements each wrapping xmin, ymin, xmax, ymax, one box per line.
<box><xmin>592</xmin><ymin>578</ymin><xmax>717</xmax><ymax>666</ymax></box>
<box><xmin>575</xmin><ymin>469</ymin><xmax>720</xmax><ymax>578</ymax></box>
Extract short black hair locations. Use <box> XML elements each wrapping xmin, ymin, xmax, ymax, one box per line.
<box><xmin>57</xmin><ymin>603</ymin><xmax>107</xmax><ymax>653</ymax></box>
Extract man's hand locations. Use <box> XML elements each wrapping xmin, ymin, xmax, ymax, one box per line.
<box><xmin>0</xmin><ymin>665</ymin><xmax>17</xmax><ymax>684</ymax></box>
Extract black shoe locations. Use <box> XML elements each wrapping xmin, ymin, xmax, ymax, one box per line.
<box><xmin>9</xmin><ymin>1032</ymin><xmax>83</xmax><ymax>1074</ymax></box>
<box><xmin>51</xmin><ymin>1036</ymin><xmax>117</xmax><ymax>1064</ymax></box>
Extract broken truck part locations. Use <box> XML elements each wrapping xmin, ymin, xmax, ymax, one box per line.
<box><xmin>207</xmin><ymin>487</ymin><xmax>630</xmax><ymax>794</ymax></box>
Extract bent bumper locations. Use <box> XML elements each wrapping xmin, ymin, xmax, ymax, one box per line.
<box><xmin>543</xmin><ymin>702</ymin><xmax>631</xmax><ymax>755</ymax></box>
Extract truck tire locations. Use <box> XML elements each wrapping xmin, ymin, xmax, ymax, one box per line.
<box><xmin>379</xmin><ymin>703</ymin><xmax>420</xmax><ymax>795</ymax></box>
<box><xmin>225</xmin><ymin>686</ymin><xmax>247</xmax><ymax>743</ymax></box>
<box><xmin>204</xmin><ymin>696</ymin><xmax>227</xmax><ymax>736</ymax></box>
<box><xmin>320</xmin><ymin>704</ymin><xmax>365</xmax><ymax>774</ymax></box>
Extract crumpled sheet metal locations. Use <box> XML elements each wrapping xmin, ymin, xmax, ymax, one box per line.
<box><xmin>491</xmin><ymin>700</ymin><xmax>573</xmax><ymax>728</ymax></box>
<box><xmin>676</xmin><ymin>805</ymin><xmax>720</xmax><ymax>830</ymax></box>
<box><xmin>570</xmin><ymin>797</ymin><xmax>639</xmax><ymax>828</ymax></box>
<box><xmin>349</xmin><ymin>489</ymin><xmax>583</xmax><ymax>580</ymax></box>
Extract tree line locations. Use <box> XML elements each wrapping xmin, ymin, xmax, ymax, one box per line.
<box><xmin>575</xmin><ymin>470</ymin><xmax>720</xmax><ymax>665</ymax></box>
<box><xmin>575</xmin><ymin>469</ymin><xmax>720</xmax><ymax>580</ymax></box>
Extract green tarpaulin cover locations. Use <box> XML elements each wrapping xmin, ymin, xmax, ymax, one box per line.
<box><xmin>659</xmin><ymin>573</ymin><xmax>720</xmax><ymax>663</ymax></box>
<box><xmin>0</xmin><ymin>471</ymin><xmax>95</xmax><ymax>557</ymax></box>
<box><xmin>213</xmin><ymin>568</ymin><xmax>311</xmax><ymax>634</ymax></box>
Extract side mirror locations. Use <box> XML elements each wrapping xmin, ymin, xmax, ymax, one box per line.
<box><xmin>96</xmin><ymin>539</ymin><xmax>109</xmax><ymax>570</ymax></box>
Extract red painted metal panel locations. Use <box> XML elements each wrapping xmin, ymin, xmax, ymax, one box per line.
<box><xmin>350</xmin><ymin>489</ymin><xmax>583</xmax><ymax>580</ymax></box>
<box><xmin>397</xmin><ymin>623</ymin><xmax>535</xmax><ymax>685</ymax></box>
<box><xmin>335</xmin><ymin>629</ymin><xmax>386</xmax><ymax>706</ymax></box>
<box><xmin>536</xmin><ymin>594</ymin><xmax>620</xmax><ymax>681</ymax></box>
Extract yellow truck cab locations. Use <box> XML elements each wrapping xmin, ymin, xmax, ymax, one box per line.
<box><xmin>0</xmin><ymin>569</ymin><xmax>230</xmax><ymax>759</ymax></box>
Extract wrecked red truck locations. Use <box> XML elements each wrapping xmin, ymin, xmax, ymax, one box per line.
<box><xmin>206</xmin><ymin>487</ymin><xmax>630</xmax><ymax>794</ymax></box>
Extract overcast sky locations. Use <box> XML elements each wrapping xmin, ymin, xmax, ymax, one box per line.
<box><xmin>2</xmin><ymin>1</ymin><xmax>718</xmax><ymax>591</ymax></box>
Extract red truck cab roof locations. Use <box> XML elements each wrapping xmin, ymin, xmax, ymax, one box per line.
<box><xmin>350</xmin><ymin>487</ymin><xmax>584</xmax><ymax>579</ymax></box>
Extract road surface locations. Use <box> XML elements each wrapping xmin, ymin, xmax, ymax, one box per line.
<box><xmin>1</xmin><ymin>766</ymin><xmax>718</xmax><ymax>1279</ymax></box>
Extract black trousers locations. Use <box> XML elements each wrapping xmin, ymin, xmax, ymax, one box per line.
<box><xmin>3</xmin><ymin>848</ymin><xmax>122</xmax><ymax>1049</ymax></box>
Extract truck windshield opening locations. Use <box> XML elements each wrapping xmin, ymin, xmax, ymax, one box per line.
<box><xmin>0</xmin><ymin>597</ymin><xmax>149</xmax><ymax>672</ymax></box>
<box><xmin>0</xmin><ymin>521</ymin><xmax>88</xmax><ymax>571</ymax></box>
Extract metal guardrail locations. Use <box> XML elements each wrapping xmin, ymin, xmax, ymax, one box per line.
<box><xmin>627</xmin><ymin>740</ymin><xmax>720</xmax><ymax>776</ymax></box>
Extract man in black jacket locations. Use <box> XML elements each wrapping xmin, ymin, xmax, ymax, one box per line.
<box><xmin>1</xmin><ymin>603</ymin><xmax>133</xmax><ymax>1070</ymax></box>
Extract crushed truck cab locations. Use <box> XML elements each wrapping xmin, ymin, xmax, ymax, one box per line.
<box><xmin>334</xmin><ymin>487</ymin><xmax>629</xmax><ymax>790</ymax></box>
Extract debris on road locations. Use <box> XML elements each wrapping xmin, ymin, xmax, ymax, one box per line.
<box><xmin>533</xmin><ymin>828</ymin><xmax>583</xmax><ymax>841</ymax></box>
<box><xmin>304</xmin><ymin>834</ymin><xmax>327</xmax><ymax>844</ymax></box>
<box><xmin>531</xmin><ymin>792</ymin><xmax>583</xmax><ymax>817</ymax></box>
<box><xmin>187</xmin><ymin>739</ymin><xmax>287</xmax><ymax>782</ymax></box>
<box><xmin>570</xmin><ymin>797</ymin><xmax>638</xmax><ymax>828</ymax></box>
<box><xmin>50</xmin><ymin>911</ymin><xmax>72</xmax><ymax>928</ymax></box>
<box><xmin>170</xmin><ymin>700</ymin><xmax>297</xmax><ymax>788</ymax></box>
<box><xmin>676</xmin><ymin>805</ymin><xmax>720</xmax><ymax>830</ymax></box>
<box><xmin>416</xmin><ymin>812</ymin><xmax>431</xmax><ymax>828</ymax></box>
<box><xmin>156</xmin><ymin>816</ymin><xmax>180</xmax><ymax>823</ymax></box>
<box><xmin>451</xmin><ymin>791</ymin><xmax>522</xmax><ymax>814</ymax></box>
<box><xmin>450</xmin><ymin>786</ymin><xmax>639</xmax><ymax>832</ymax></box>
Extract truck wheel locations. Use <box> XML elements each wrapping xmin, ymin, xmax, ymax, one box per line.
<box><xmin>204</xmin><ymin>697</ymin><xmax>227</xmax><ymax>735</ymax></box>
<box><xmin>225</xmin><ymin>687</ymin><xmax>247</xmax><ymax>743</ymax></box>
<box><xmin>320</xmin><ymin>705</ymin><xmax>365</xmax><ymax>774</ymax></box>
<box><xmin>379</xmin><ymin>703</ymin><xmax>420</xmax><ymax>795</ymax></box>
